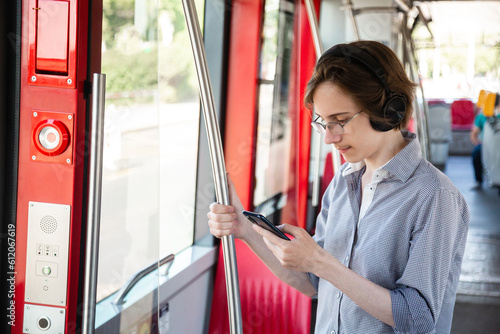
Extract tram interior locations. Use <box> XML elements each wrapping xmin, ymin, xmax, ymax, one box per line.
<box><xmin>0</xmin><ymin>0</ymin><xmax>500</xmax><ymax>333</ymax></box>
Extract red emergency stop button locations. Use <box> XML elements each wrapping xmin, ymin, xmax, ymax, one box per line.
<box><xmin>33</xmin><ymin>120</ymin><xmax>70</xmax><ymax>156</ymax></box>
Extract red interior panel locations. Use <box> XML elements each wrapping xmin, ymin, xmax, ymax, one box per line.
<box><xmin>209</xmin><ymin>240</ymin><xmax>312</xmax><ymax>333</ymax></box>
<box><xmin>28</xmin><ymin>0</ymin><xmax>77</xmax><ymax>88</ymax></box>
<box><xmin>36</xmin><ymin>0</ymin><xmax>70</xmax><ymax>74</ymax></box>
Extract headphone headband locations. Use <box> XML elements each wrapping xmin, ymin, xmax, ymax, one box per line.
<box><xmin>320</xmin><ymin>44</ymin><xmax>392</xmax><ymax>97</ymax></box>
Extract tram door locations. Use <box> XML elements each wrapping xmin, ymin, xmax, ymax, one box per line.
<box><xmin>95</xmin><ymin>0</ymin><xmax>212</xmax><ymax>332</ymax></box>
<box><xmin>9</xmin><ymin>0</ymin><xmax>218</xmax><ymax>333</ymax></box>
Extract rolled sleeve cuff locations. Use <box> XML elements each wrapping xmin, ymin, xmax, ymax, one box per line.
<box><xmin>390</xmin><ymin>287</ymin><xmax>435</xmax><ymax>334</ymax></box>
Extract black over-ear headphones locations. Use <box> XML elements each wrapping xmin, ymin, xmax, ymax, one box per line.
<box><xmin>320</xmin><ymin>43</ymin><xmax>407</xmax><ymax>132</ymax></box>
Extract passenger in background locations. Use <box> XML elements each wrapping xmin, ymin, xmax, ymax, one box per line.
<box><xmin>208</xmin><ymin>41</ymin><xmax>469</xmax><ymax>334</ymax></box>
<box><xmin>470</xmin><ymin>112</ymin><xmax>487</xmax><ymax>189</ymax></box>
<box><xmin>470</xmin><ymin>107</ymin><xmax>500</xmax><ymax>192</ymax></box>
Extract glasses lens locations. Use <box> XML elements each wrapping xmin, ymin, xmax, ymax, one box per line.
<box><xmin>327</xmin><ymin>123</ymin><xmax>344</xmax><ymax>134</ymax></box>
<box><xmin>311</xmin><ymin>122</ymin><xmax>325</xmax><ymax>134</ymax></box>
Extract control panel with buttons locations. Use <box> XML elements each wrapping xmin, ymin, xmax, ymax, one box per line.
<box><xmin>25</xmin><ymin>202</ymin><xmax>71</xmax><ymax>307</ymax></box>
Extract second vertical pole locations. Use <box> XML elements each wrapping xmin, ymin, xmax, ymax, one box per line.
<box><xmin>181</xmin><ymin>1</ymin><xmax>243</xmax><ymax>333</ymax></box>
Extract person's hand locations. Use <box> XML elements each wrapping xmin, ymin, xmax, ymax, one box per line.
<box><xmin>207</xmin><ymin>174</ymin><xmax>252</xmax><ymax>240</ymax></box>
<box><xmin>253</xmin><ymin>223</ymin><xmax>329</xmax><ymax>274</ymax></box>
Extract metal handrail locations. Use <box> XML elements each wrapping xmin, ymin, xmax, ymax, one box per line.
<box><xmin>181</xmin><ymin>1</ymin><xmax>243</xmax><ymax>333</ymax></box>
<box><xmin>408</xmin><ymin>39</ymin><xmax>431</xmax><ymax>161</ymax></box>
<box><xmin>352</xmin><ymin>7</ymin><xmax>398</xmax><ymax>15</ymax></box>
<box><xmin>82</xmin><ymin>73</ymin><xmax>106</xmax><ymax>334</ymax></box>
<box><xmin>400</xmin><ymin>18</ymin><xmax>431</xmax><ymax>161</ymax></box>
<box><xmin>113</xmin><ymin>254</ymin><xmax>175</xmax><ymax>306</ymax></box>
<box><xmin>345</xmin><ymin>0</ymin><xmax>360</xmax><ymax>40</ymax></box>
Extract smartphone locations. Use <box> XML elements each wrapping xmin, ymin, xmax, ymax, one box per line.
<box><xmin>242</xmin><ymin>210</ymin><xmax>290</xmax><ymax>241</ymax></box>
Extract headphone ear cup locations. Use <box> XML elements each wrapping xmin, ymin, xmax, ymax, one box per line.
<box><xmin>370</xmin><ymin>119</ymin><xmax>393</xmax><ymax>132</ymax></box>
<box><xmin>384</xmin><ymin>95</ymin><xmax>407</xmax><ymax>122</ymax></box>
<box><xmin>371</xmin><ymin>95</ymin><xmax>407</xmax><ymax>132</ymax></box>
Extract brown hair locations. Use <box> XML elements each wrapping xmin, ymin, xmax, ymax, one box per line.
<box><xmin>304</xmin><ymin>40</ymin><xmax>417</xmax><ymax>130</ymax></box>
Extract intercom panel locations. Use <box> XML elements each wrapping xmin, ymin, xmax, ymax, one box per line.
<box><xmin>25</xmin><ymin>202</ymin><xmax>71</xmax><ymax>306</ymax></box>
<box><xmin>23</xmin><ymin>304</ymin><xmax>66</xmax><ymax>334</ymax></box>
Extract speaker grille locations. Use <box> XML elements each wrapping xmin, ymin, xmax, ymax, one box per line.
<box><xmin>40</xmin><ymin>215</ymin><xmax>57</xmax><ymax>234</ymax></box>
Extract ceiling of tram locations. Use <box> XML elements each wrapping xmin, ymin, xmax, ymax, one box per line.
<box><xmin>422</xmin><ymin>1</ymin><xmax>500</xmax><ymax>38</ymax></box>
<box><xmin>409</xmin><ymin>1</ymin><xmax>500</xmax><ymax>48</ymax></box>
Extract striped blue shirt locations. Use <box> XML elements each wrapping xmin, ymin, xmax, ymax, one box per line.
<box><xmin>308</xmin><ymin>131</ymin><xmax>469</xmax><ymax>334</ymax></box>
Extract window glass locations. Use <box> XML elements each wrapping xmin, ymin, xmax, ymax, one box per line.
<box><xmin>260</xmin><ymin>0</ymin><xmax>280</xmax><ymax>81</ymax></box>
<box><xmin>158</xmin><ymin>0</ymin><xmax>204</xmax><ymax>259</ymax></box>
<box><xmin>97</xmin><ymin>0</ymin><xmax>204</xmax><ymax>304</ymax></box>
<box><xmin>98</xmin><ymin>0</ymin><xmax>160</xmax><ymax>303</ymax></box>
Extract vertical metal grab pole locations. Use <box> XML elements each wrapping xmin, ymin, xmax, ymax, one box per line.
<box><xmin>404</xmin><ymin>28</ymin><xmax>431</xmax><ymax>161</ymax></box>
<box><xmin>82</xmin><ymin>73</ymin><xmax>106</xmax><ymax>334</ymax></box>
<box><xmin>181</xmin><ymin>1</ymin><xmax>243</xmax><ymax>333</ymax></box>
<box><xmin>304</xmin><ymin>0</ymin><xmax>342</xmax><ymax>206</ymax></box>
<box><xmin>345</xmin><ymin>0</ymin><xmax>360</xmax><ymax>41</ymax></box>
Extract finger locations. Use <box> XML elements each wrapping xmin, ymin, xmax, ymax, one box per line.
<box><xmin>207</xmin><ymin>211</ymin><xmax>238</xmax><ymax>223</ymax></box>
<box><xmin>279</xmin><ymin>223</ymin><xmax>304</xmax><ymax>237</ymax></box>
<box><xmin>260</xmin><ymin>232</ymin><xmax>284</xmax><ymax>257</ymax></box>
<box><xmin>209</xmin><ymin>226</ymin><xmax>235</xmax><ymax>238</ymax></box>
<box><xmin>252</xmin><ymin>224</ymin><xmax>284</xmax><ymax>244</ymax></box>
<box><xmin>208</xmin><ymin>219</ymin><xmax>236</xmax><ymax>228</ymax></box>
<box><xmin>208</xmin><ymin>220</ymin><xmax>237</xmax><ymax>232</ymax></box>
<box><xmin>208</xmin><ymin>220</ymin><xmax>237</xmax><ymax>236</ymax></box>
<box><xmin>209</xmin><ymin>202</ymin><xmax>235</xmax><ymax>214</ymax></box>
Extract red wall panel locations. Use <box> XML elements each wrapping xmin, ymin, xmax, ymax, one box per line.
<box><xmin>223</xmin><ymin>0</ymin><xmax>264</xmax><ymax>210</ymax></box>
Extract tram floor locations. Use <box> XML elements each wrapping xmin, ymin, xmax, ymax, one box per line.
<box><xmin>444</xmin><ymin>156</ymin><xmax>500</xmax><ymax>334</ymax></box>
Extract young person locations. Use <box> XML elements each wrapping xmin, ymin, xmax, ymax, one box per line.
<box><xmin>208</xmin><ymin>41</ymin><xmax>469</xmax><ymax>333</ymax></box>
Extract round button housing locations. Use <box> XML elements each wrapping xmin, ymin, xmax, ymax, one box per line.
<box><xmin>37</xmin><ymin>315</ymin><xmax>51</xmax><ymax>331</ymax></box>
<box><xmin>39</xmin><ymin>126</ymin><xmax>61</xmax><ymax>150</ymax></box>
<box><xmin>33</xmin><ymin>119</ymin><xmax>70</xmax><ymax>156</ymax></box>
<box><xmin>42</xmin><ymin>266</ymin><xmax>52</xmax><ymax>276</ymax></box>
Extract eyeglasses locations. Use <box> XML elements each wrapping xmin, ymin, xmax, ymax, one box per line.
<box><xmin>311</xmin><ymin>110</ymin><xmax>363</xmax><ymax>135</ymax></box>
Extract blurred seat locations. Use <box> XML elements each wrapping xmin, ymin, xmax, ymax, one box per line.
<box><xmin>449</xmin><ymin>100</ymin><xmax>476</xmax><ymax>155</ymax></box>
<box><xmin>451</xmin><ymin>100</ymin><xmax>475</xmax><ymax>130</ymax></box>
<box><xmin>428</xmin><ymin>103</ymin><xmax>451</xmax><ymax>170</ymax></box>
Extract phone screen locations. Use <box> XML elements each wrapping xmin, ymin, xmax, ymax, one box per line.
<box><xmin>242</xmin><ymin>210</ymin><xmax>290</xmax><ymax>241</ymax></box>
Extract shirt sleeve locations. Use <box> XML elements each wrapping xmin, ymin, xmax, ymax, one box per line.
<box><xmin>390</xmin><ymin>188</ymin><xmax>469</xmax><ymax>333</ymax></box>
<box><xmin>474</xmin><ymin>114</ymin><xmax>486</xmax><ymax>130</ymax></box>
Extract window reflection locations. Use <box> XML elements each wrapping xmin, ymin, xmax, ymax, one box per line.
<box><xmin>158</xmin><ymin>0</ymin><xmax>204</xmax><ymax>262</ymax></box>
<box><xmin>97</xmin><ymin>0</ymin><xmax>203</xmax><ymax>303</ymax></box>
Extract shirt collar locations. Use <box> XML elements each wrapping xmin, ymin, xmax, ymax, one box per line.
<box><xmin>342</xmin><ymin>131</ymin><xmax>422</xmax><ymax>183</ymax></box>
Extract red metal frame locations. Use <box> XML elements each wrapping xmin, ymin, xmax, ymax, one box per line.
<box><xmin>13</xmin><ymin>0</ymin><xmax>92</xmax><ymax>332</ymax></box>
<box><xmin>296</xmin><ymin>0</ymin><xmax>320</xmax><ymax>229</ymax></box>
